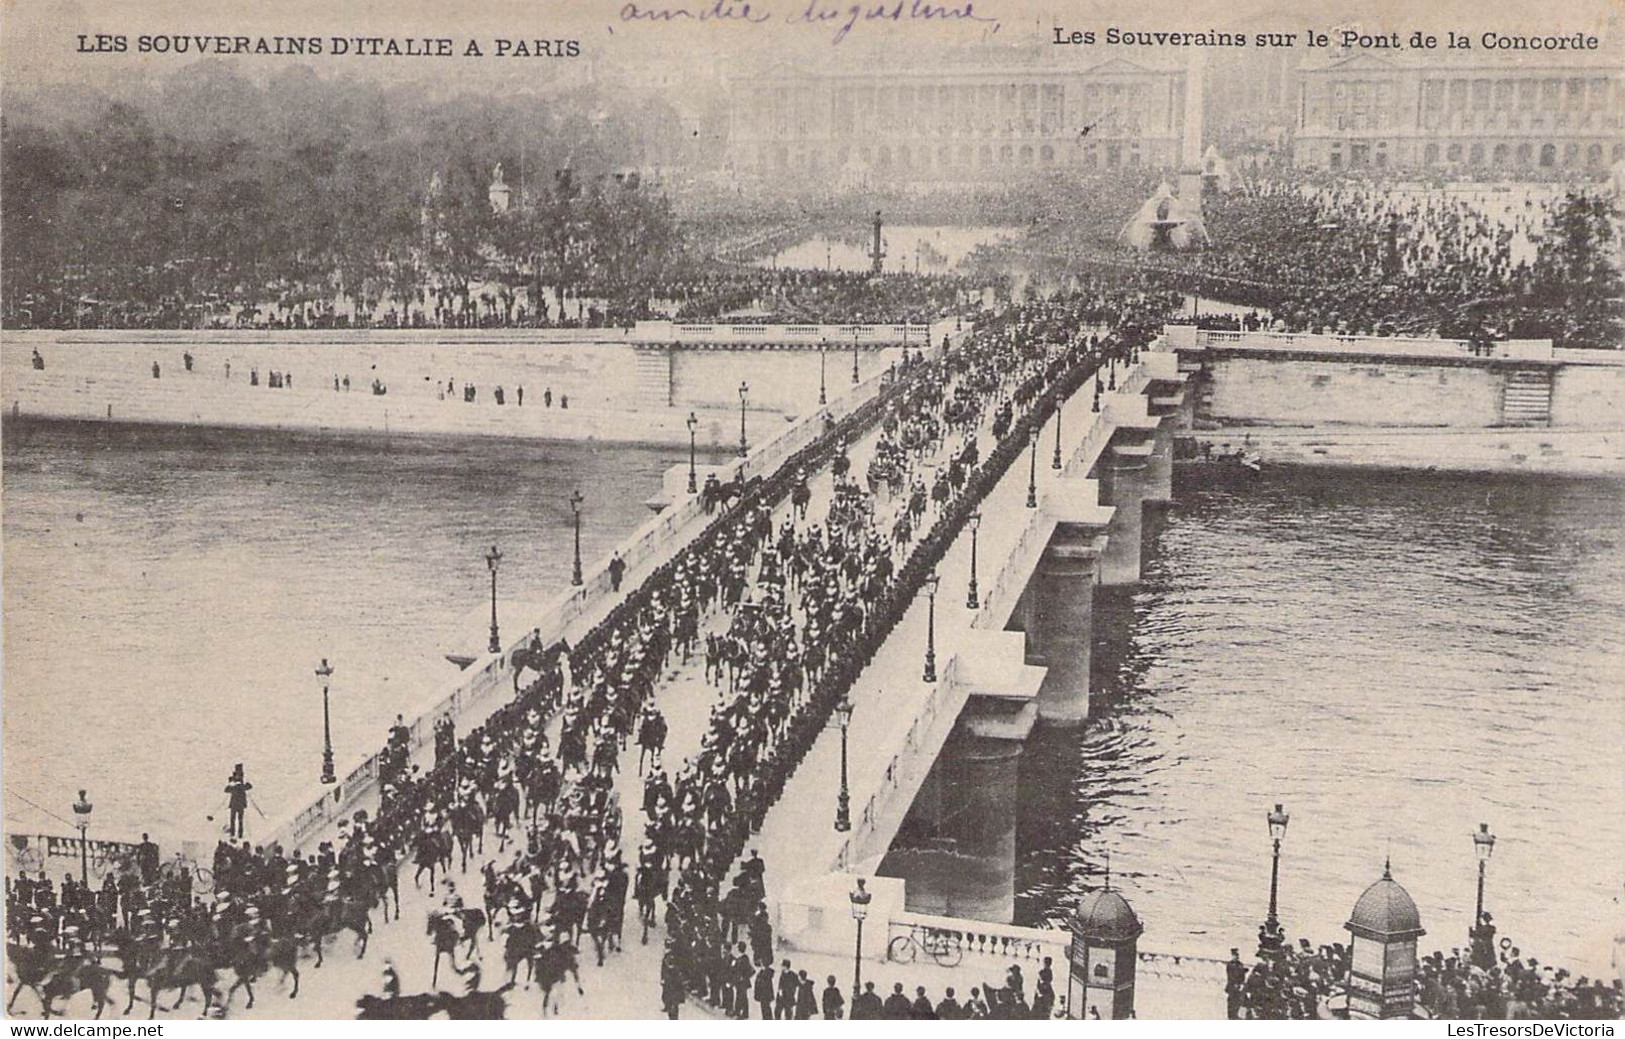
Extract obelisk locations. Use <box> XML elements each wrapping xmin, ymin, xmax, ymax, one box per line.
<box><xmin>1177</xmin><ymin>49</ymin><xmax>1210</xmax><ymax>245</ymax></box>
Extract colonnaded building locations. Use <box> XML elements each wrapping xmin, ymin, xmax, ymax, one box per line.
<box><xmin>721</xmin><ymin>39</ymin><xmax>1625</xmax><ymax>183</ymax></box>
<box><xmin>1292</xmin><ymin>49</ymin><xmax>1625</xmax><ymax>172</ymax></box>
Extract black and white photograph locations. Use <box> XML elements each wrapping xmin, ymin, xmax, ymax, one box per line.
<box><xmin>2</xmin><ymin>0</ymin><xmax>1622</xmax><ymax>1024</ymax></box>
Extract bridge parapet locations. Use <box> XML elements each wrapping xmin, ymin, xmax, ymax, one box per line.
<box><xmin>1164</xmin><ymin>324</ymin><xmax>1555</xmax><ymax>363</ymax></box>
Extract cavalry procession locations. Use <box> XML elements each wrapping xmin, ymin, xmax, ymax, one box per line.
<box><xmin>5</xmin><ymin>278</ymin><xmax>1179</xmax><ymax>1020</ymax></box>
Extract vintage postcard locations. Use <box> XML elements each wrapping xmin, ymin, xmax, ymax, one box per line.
<box><xmin>2</xmin><ymin>0</ymin><xmax>1621</xmax><ymax>1025</ymax></box>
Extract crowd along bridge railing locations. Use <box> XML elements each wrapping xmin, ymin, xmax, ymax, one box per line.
<box><xmin>264</xmin><ymin>339</ymin><xmax>943</xmax><ymax>856</ymax></box>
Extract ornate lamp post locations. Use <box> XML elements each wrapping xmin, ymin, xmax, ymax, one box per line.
<box><xmin>851</xmin><ymin>331</ymin><xmax>860</xmax><ymax>385</ymax></box>
<box><xmin>485</xmin><ymin>544</ymin><xmax>503</xmax><ymax>654</ymax></box>
<box><xmin>1027</xmin><ymin>426</ymin><xmax>1040</xmax><ymax>508</ymax></box>
<box><xmin>72</xmin><ymin>790</ymin><xmax>93</xmax><ymax>886</ymax></box>
<box><xmin>966</xmin><ymin>511</ymin><xmax>982</xmax><ymax>609</ymax></box>
<box><xmin>1093</xmin><ymin>373</ymin><xmax>1102</xmax><ymax>413</ymax></box>
<box><xmin>1053</xmin><ymin>397</ymin><xmax>1065</xmax><ymax>469</ymax></box>
<box><xmin>1108</xmin><ymin>356</ymin><xmax>1117</xmax><ymax>391</ymax></box>
<box><xmin>819</xmin><ymin>341</ymin><xmax>828</xmax><ymax>406</ymax></box>
<box><xmin>1470</xmin><ymin>823</ymin><xmax>1497</xmax><ymax>968</ymax></box>
<box><xmin>1259</xmin><ymin>802</ymin><xmax>1290</xmax><ymax>955</ymax></box>
<box><xmin>316</xmin><ymin>658</ymin><xmax>337</xmax><ymax>785</ymax></box>
<box><xmin>737</xmin><ymin>381</ymin><xmax>750</xmax><ymax>457</ymax></box>
<box><xmin>686</xmin><ymin>411</ymin><xmax>699</xmax><ymax>495</ymax></box>
<box><xmin>850</xmin><ymin>878</ymin><xmax>872</xmax><ymax>1002</ymax></box>
<box><xmin>570</xmin><ymin>490</ymin><xmax>585</xmax><ymax>587</ymax></box>
<box><xmin>922</xmin><ymin>571</ymin><xmax>940</xmax><ymax>683</ymax></box>
<box><xmin>834</xmin><ymin>695</ymin><xmax>854</xmax><ymax>831</ymax></box>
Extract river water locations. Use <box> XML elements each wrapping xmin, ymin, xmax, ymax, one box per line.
<box><xmin>1</xmin><ymin>420</ymin><xmax>719</xmax><ymax>844</ymax></box>
<box><xmin>1016</xmin><ymin>466</ymin><xmax>1625</xmax><ymax>976</ymax></box>
<box><xmin>5</xmin><ymin>425</ymin><xmax>1621</xmax><ymax>975</ymax></box>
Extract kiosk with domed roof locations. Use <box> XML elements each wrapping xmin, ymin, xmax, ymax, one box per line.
<box><xmin>1067</xmin><ymin>883</ymin><xmax>1144</xmax><ymax>1019</ymax></box>
<box><xmin>1343</xmin><ymin>860</ymin><xmax>1426</xmax><ymax>1019</ymax></box>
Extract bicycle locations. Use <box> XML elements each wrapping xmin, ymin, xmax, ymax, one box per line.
<box><xmin>887</xmin><ymin>927</ymin><xmax>964</xmax><ymax>968</ymax></box>
<box><xmin>160</xmin><ymin>856</ymin><xmax>215</xmax><ymax>894</ymax></box>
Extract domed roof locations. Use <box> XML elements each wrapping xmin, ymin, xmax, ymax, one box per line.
<box><xmin>1345</xmin><ymin>863</ymin><xmax>1426</xmax><ymax>941</ymax></box>
<box><xmin>1072</xmin><ymin>889</ymin><xmax>1143</xmax><ymax>945</ymax></box>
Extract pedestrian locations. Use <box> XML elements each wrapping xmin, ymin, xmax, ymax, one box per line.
<box><xmin>822</xmin><ymin>975</ymin><xmax>845</xmax><ymax>1019</ymax></box>
<box><xmin>754</xmin><ymin>959</ymin><xmax>775</xmax><ymax>1020</ymax></box>
<box><xmin>224</xmin><ymin>763</ymin><xmax>253</xmax><ymax>839</ymax></box>
<box><xmin>609</xmin><ymin>552</ymin><xmax>626</xmax><ymax>593</ymax></box>
<box><xmin>776</xmin><ymin>958</ymin><xmax>797</xmax><ymax>1019</ymax></box>
<box><xmin>796</xmin><ymin>971</ymin><xmax>816</xmax><ymax>1019</ymax></box>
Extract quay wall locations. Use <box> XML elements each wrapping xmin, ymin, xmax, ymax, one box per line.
<box><xmin>0</xmin><ymin>331</ymin><xmax>900</xmax><ymax>448</ymax></box>
<box><xmin>1206</xmin><ymin>355</ymin><xmax>1505</xmax><ymax>428</ymax></box>
<box><xmin>1165</xmin><ymin>327</ymin><xmax>1625</xmax><ymax>477</ymax></box>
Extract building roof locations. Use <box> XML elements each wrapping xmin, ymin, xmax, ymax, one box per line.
<box><xmin>1345</xmin><ymin>862</ymin><xmax>1427</xmax><ymax>941</ymax></box>
<box><xmin>1072</xmin><ymin>889</ymin><xmax>1144</xmax><ymax>944</ymax></box>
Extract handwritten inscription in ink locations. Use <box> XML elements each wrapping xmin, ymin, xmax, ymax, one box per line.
<box><xmin>618</xmin><ymin>0</ymin><xmax>1001</xmax><ymax>45</ymax></box>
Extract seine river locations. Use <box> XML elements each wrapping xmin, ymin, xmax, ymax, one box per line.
<box><xmin>4</xmin><ymin>425</ymin><xmax>1621</xmax><ymax>974</ymax></box>
<box><xmin>1017</xmin><ymin>467</ymin><xmax>1625</xmax><ymax>976</ymax></box>
<box><xmin>1</xmin><ymin>420</ymin><xmax>719</xmax><ymax>843</ymax></box>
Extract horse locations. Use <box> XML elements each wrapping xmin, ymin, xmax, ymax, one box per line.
<box><xmin>450</xmin><ymin>801</ymin><xmax>486</xmax><ymax>872</ymax></box>
<box><xmin>222</xmin><ymin>932</ymin><xmax>301</xmax><ymax>1010</ymax></box>
<box><xmin>532</xmin><ymin>935</ymin><xmax>584</xmax><ymax>1016</ymax></box>
<box><xmin>5</xmin><ymin>943</ymin><xmax>53</xmax><ymax>1017</ymax></box>
<box><xmin>140</xmin><ymin>947</ymin><xmax>220</xmax><ymax>1019</ymax></box>
<box><xmin>790</xmin><ymin>477</ymin><xmax>811</xmax><ymax>521</ymax></box>
<box><xmin>38</xmin><ymin>956</ymin><xmax>117</xmax><ymax>1019</ymax></box>
<box><xmin>303</xmin><ymin>895</ymin><xmax>372</xmax><ymax>967</ymax></box>
<box><xmin>427</xmin><ymin>911</ymin><xmax>483</xmax><ymax>988</ymax></box>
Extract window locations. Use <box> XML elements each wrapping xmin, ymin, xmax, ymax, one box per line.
<box><xmin>1040</xmin><ymin>144</ymin><xmax>1054</xmax><ymax>163</ymax></box>
<box><xmin>1424</xmin><ymin>142</ymin><xmax>1439</xmax><ymax>164</ymax></box>
<box><xmin>1469</xmin><ymin>143</ymin><xmax>1483</xmax><ymax>165</ymax></box>
<box><xmin>1540</xmin><ymin>142</ymin><xmax>1556</xmax><ymax>166</ymax></box>
<box><xmin>1447</xmin><ymin>143</ymin><xmax>1462</xmax><ymax>162</ymax></box>
<box><xmin>1493</xmin><ymin>143</ymin><xmax>1509</xmax><ymax>165</ymax></box>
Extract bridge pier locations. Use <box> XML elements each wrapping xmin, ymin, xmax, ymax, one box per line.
<box><xmin>879</xmin><ymin>723</ymin><xmax>1025</xmax><ymax>924</ymax></box>
<box><xmin>1097</xmin><ymin>436</ymin><xmax>1154</xmax><ymax>587</ymax></box>
<box><xmin>1030</xmin><ymin>530</ymin><xmax>1107</xmax><ymax>726</ymax></box>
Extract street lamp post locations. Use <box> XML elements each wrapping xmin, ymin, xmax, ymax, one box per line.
<box><xmin>1053</xmin><ymin>398</ymin><xmax>1064</xmax><ymax>469</ymax></box>
<box><xmin>686</xmin><ymin>411</ymin><xmax>699</xmax><ymax>495</ymax></box>
<box><xmin>1259</xmin><ymin>802</ymin><xmax>1290</xmax><ymax>955</ymax></box>
<box><xmin>486</xmin><ymin>544</ymin><xmax>503</xmax><ymax>654</ymax></box>
<box><xmin>850</xmin><ymin>878</ymin><xmax>872</xmax><ymax>1003</ymax></box>
<box><xmin>738</xmin><ymin>381</ymin><xmax>750</xmax><ymax>457</ymax></box>
<box><xmin>834</xmin><ymin>695</ymin><xmax>854</xmax><ymax>831</ymax></box>
<box><xmin>966</xmin><ymin>511</ymin><xmax>982</xmax><ymax>609</ymax></box>
<box><xmin>819</xmin><ymin>342</ymin><xmax>828</xmax><ymax>406</ymax></box>
<box><xmin>316</xmin><ymin>658</ymin><xmax>337</xmax><ymax>785</ymax></box>
<box><xmin>1027</xmin><ymin>427</ymin><xmax>1040</xmax><ymax>508</ymax></box>
<box><xmin>1470</xmin><ymin>823</ymin><xmax>1497</xmax><ymax>969</ymax></box>
<box><xmin>72</xmin><ymin>790</ymin><xmax>93</xmax><ymax>887</ymax></box>
<box><xmin>570</xmin><ymin>490</ymin><xmax>585</xmax><ymax>587</ymax></box>
<box><xmin>922</xmin><ymin>571</ymin><xmax>940</xmax><ymax>683</ymax></box>
<box><xmin>852</xmin><ymin>331</ymin><xmax>860</xmax><ymax>385</ymax></box>
<box><xmin>1108</xmin><ymin>356</ymin><xmax>1117</xmax><ymax>391</ymax></box>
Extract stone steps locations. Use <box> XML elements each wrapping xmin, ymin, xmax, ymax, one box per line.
<box><xmin>1501</xmin><ymin>368</ymin><xmax>1553</xmax><ymax>427</ymax></box>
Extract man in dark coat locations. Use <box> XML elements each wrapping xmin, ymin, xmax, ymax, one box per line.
<box><xmin>935</xmin><ymin>986</ymin><xmax>962</xmax><ymax>1019</ymax></box>
<box><xmin>754</xmin><ymin>961</ymin><xmax>775</xmax><ymax>1020</ymax></box>
<box><xmin>851</xmin><ymin>982</ymin><xmax>883</xmax><ymax>1020</ymax></box>
<box><xmin>775</xmin><ymin>959</ymin><xmax>798</xmax><ymax>1019</ymax></box>
<box><xmin>224</xmin><ymin>763</ymin><xmax>253</xmax><ymax>839</ymax></box>
<box><xmin>1226</xmin><ymin>948</ymin><xmax>1248</xmax><ymax>1019</ymax></box>
<box><xmin>883</xmin><ymin>982</ymin><xmax>913</xmax><ymax>1019</ymax></box>
<box><xmin>821</xmin><ymin>975</ymin><xmax>845</xmax><ymax>1019</ymax></box>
